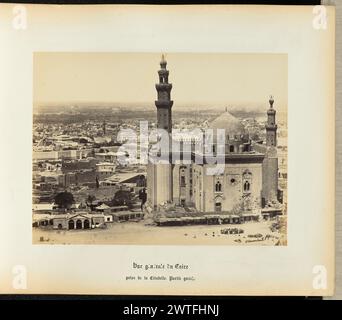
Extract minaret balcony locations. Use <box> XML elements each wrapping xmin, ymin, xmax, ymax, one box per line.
<box><xmin>265</xmin><ymin>124</ymin><xmax>277</xmax><ymax>130</ymax></box>
<box><xmin>155</xmin><ymin>100</ymin><xmax>174</xmax><ymax>108</ymax></box>
<box><xmin>156</xmin><ymin>83</ymin><xmax>172</xmax><ymax>90</ymax></box>
<box><xmin>158</xmin><ymin>70</ymin><xmax>169</xmax><ymax>75</ymax></box>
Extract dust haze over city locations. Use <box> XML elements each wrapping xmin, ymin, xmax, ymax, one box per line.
<box><xmin>32</xmin><ymin>53</ymin><xmax>288</xmax><ymax>245</ymax></box>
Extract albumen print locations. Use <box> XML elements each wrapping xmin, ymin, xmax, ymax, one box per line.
<box><xmin>32</xmin><ymin>53</ymin><xmax>288</xmax><ymax>245</ymax></box>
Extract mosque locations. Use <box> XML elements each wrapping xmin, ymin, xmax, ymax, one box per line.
<box><xmin>147</xmin><ymin>56</ymin><xmax>281</xmax><ymax>214</ymax></box>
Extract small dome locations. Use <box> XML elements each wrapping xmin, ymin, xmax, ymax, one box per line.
<box><xmin>210</xmin><ymin>110</ymin><xmax>246</xmax><ymax>136</ymax></box>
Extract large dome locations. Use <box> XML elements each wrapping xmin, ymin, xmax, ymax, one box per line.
<box><xmin>210</xmin><ymin>110</ymin><xmax>246</xmax><ymax>136</ymax></box>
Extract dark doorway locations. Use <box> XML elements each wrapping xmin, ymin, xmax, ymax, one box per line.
<box><xmin>215</xmin><ymin>202</ymin><xmax>222</xmax><ymax>212</ymax></box>
<box><xmin>58</xmin><ymin>223</ymin><xmax>63</xmax><ymax>230</ymax></box>
<box><xmin>76</xmin><ymin>219</ymin><xmax>83</xmax><ymax>229</ymax></box>
<box><xmin>68</xmin><ymin>220</ymin><xmax>74</xmax><ymax>230</ymax></box>
<box><xmin>262</xmin><ymin>197</ymin><xmax>266</xmax><ymax>208</ymax></box>
<box><xmin>84</xmin><ymin>219</ymin><xmax>90</xmax><ymax>229</ymax></box>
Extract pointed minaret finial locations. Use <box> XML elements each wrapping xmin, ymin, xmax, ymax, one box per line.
<box><xmin>160</xmin><ymin>53</ymin><xmax>167</xmax><ymax>69</ymax></box>
<box><xmin>269</xmin><ymin>95</ymin><xmax>274</xmax><ymax>108</ymax></box>
<box><xmin>266</xmin><ymin>95</ymin><xmax>277</xmax><ymax>146</ymax></box>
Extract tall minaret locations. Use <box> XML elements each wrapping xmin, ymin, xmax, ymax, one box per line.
<box><xmin>265</xmin><ymin>95</ymin><xmax>277</xmax><ymax>147</ymax></box>
<box><xmin>155</xmin><ymin>54</ymin><xmax>173</xmax><ymax>133</ymax></box>
<box><xmin>148</xmin><ymin>55</ymin><xmax>173</xmax><ymax>208</ymax></box>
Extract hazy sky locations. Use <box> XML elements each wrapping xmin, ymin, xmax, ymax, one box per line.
<box><xmin>34</xmin><ymin>52</ymin><xmax>287</xmax><ymax>112</ymax></box>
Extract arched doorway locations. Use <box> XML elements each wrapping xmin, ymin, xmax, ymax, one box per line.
<box><xmin>215</xmin><ymin>195</ymin><xmax>223</xmax><ymax>212</ymax></box>
<box><xmin>58</xmin><ymin>223</ymin><xmax>63</xmax><ymax>230</ymax></box>
<box><xmin>76</xmin><ymin>219</ymin><xmax>83</xmax><ymax>229</ymax></box>
<box><xmin>84</xmin><ymin>219</ymin><xmax>90</xmax><ymax>229</ymax></box>
<box><xmin>215</xmin><ymin>202</ymin><xmax>222</xmax><ymax>212</ymax></box>
<box><xmin>68</xmin><ymin>220</ymin><xmax>74</xmax><ymax>230</ymax></box>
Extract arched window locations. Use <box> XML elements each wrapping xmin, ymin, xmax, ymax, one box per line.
<box><xmin>180</xmin><ymin>166</ymin><xmax>186</xmax><ymax>187</ymax></box>
<box><xmin>243</xmin><ymin>170</ymin><xmax>252</xmax><ymax>179</ymax></box>
<box><xmin>180</xmin><ymin>176</ymin><xmax>186</xmax><ymax>187</ymax></box>
<box><xmin>243</xmin><ymin>181</ymin><xmax>250</xmax><ymax>192</ymax></box>
<box><xmin>215</xmin><ymin>181</ymin><xmax>222</xmax><ymax>192</ymax></box>
<box><xmin>230</xmin><ymin>145</ymin><xmax>234</xmax><ymax>152</ymax></box>
<box><xmin>243</xmin><ymin>170</ymin><xmax>252</xmax><ymax>193</ymax></box>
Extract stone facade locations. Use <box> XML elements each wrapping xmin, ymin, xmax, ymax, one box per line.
<box><xmin>172</xmin><ymin>164</ymin><xmax>193</xmax><ymax>206</ymax></box>
<box><xmin>147</xmin><ymin>57</ymin><xmax>280</xmax><ymax>213</ymax></box>
<box><xmin>147</xmin><ymin>162</ymin><xmax>173</xmax><ymax>208</ymax></box>
<box><xmin>52</xmin><ymin>213</ymin><xmax>105</xmax><ymax>230</ymax></box>
<box><xmin>192</xmin><ymin>161</ymin><xmax>263</xmax><ymax>213</ymax></box>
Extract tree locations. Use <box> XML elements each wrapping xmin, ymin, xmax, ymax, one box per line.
<box><xmin>86</xmin><ymin>195</ymin><xmax>96</xmax><ymax>209</ymax></box>
<box><xmin>111</xmin><ymin>189</ymin><xmax>133</xmax><ymax>208</ymax></box>
<box><xmin>230</xmin><ymin>194</ymin><xmax>260</xmax><ymax>216</ymax></box>
<box><xmin>54</xmin><ymin>191</ymin><xmax>75</xmax><ymax>209</ymax></box>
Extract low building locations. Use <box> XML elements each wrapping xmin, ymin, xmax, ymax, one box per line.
<box><xmin>62</xmin><ymin>158</ymin><xmax>97</xmax><ymax>172</ymax></box>
<box><xmin>261</xmin><ymin>207</ymin><xmax>283</xmax><ymax>220</ymax></box>
<box><xmin>110</xmin><ymin>210</ymin><xmax>145</xmax><ymax>222</ymax></box>
<box><xmin>50</xmin><ymin>213</ymin><xmax>106</xmax><ymax>230</ymax></box>
<box><xmin>32</xmin><ymin>203</ymin><xmax>55</xmax><ymax>212</ymax></box>
<box><xmin>104</xmin><ymin>215</ymin><xmax>114</xmax><ymax>223</ymax></box>
<box><xmin>102</xmin><ymin>205</ymin><xmax>129</xmax><ymax>214</ymax></box>
<box><xmin>96</xmin><ymin>162</ymin><xmax>116</xmax><ymax>180</ymax></box>
<box><xmin>103</xmin><ymin>172</ymin><xmax>146</xmax><ymax>190</ymax></box>
<box><xmin>32</xmin><ymin>213</ymin><xmax>54</xmax><ymax>227</ymax></box>
<box><xmin>95</xmin><ymin>203</ymin><xmax>111</xmax><ymax>212</ymax></box>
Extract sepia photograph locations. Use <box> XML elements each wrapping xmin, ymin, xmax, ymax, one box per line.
<box><xmin>32</xmin><ymin>52</ymin><xmax>288</xmax><ymax>245</ymax></box>
<box><xmin>0</xmin><ymin>3</ymin><xmax>335</xmax><ymax>296</ymax></box>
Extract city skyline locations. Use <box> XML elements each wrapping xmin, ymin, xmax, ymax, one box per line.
<box><xmin>32</xmin><ymin>53</ymin><xmax>288</xmax><ymax>247</ymax></box>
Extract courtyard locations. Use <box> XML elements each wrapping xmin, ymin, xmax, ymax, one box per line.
<box><xmin>32</xmin><ymin>219</ymin><xmax>285</xmax><ymax>245</ymax></box>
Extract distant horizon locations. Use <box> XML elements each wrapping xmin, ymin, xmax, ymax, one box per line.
<box><xmin>33</xmin><ymin>102</ymin><xmax>288</xmax><ymax>115</ymax></box>
<box><xmin>34</xmin><ymin>53</ymin><xmax>287</xmax><ymax>113</ymax></box>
